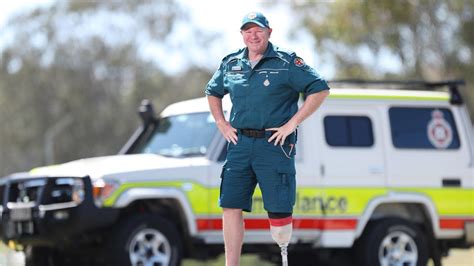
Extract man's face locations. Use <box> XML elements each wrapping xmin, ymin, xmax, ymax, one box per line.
<box><xmin>241</xmin><ymin>23</ymin><xmax>272</xmax><ymax>55</ymax></box>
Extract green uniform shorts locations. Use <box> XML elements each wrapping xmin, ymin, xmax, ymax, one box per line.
<box><xmin>219</xmin><ymin>130</ymin><xmax>297</xmax><ymax>213</ymax></box>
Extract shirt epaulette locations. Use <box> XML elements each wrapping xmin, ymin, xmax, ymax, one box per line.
<box><xmin>273</xmin><ymin>46</ymin><xmax>296</xmax><ymax>64</ymax></box>
<box><xmin>221</xmin><ymin>48</ymin><xmax>245</xmax><ymax>64</ymax></box>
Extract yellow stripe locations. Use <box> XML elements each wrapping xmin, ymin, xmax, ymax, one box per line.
<box><xmin>104</xmin><ymin>181</ymin><xmax>211</xmax><ymax>213</ymax></box>
<box><xmin>393</xmin><ymin>188</ymin><xmax>474</xmax><ymax>216</ymax></box>
<box><xmin>104</xmin><ymin>182</ymin><xmax>474</xmax><ymax>217</ymax></box>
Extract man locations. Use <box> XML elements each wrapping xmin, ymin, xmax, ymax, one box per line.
<box><xmin>205</xmin><ymin>11</ymin><xmax>329</xmax><ymax>266</ymax></box>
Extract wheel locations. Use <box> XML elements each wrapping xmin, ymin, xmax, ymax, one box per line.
<box><xmin>355</xmin><ymin>217</ymin><xmax>429</xmax><ymax>266</ymax></box>
<box><xmin>105</xmin><ymin>214</ymin><xmax>183</xmax><ymax>266</ymax></box>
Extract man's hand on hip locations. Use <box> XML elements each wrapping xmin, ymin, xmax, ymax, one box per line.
<box><xmin>217</xmin><ymin>120</ymin><xmax>238</xmax><ymax>145</ymax></box>
<box><xmin>266</xmin><ymin>90</ymin><xmax>329</xmax><ymax>146</ymax></box>
<box><xmin>266</xmin><ymin>120</ymin><xmax>298</xmax><ymax>146</ymax></box>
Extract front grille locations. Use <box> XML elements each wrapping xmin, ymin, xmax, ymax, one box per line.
<box><xmin>4</xmin><ymin>177</ymin><xmax>84</xmax><ymax>206</ymax></box>
<box><xmin>8</xmin><ymin>179</ymin><xmax>46</xmax><ymax>204</ymax></box>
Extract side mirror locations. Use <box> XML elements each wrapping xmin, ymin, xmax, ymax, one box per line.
<box><xmin>138</xmin><ymin>99</ymin><xmax>157</xmax><ymax>126</ymax></box>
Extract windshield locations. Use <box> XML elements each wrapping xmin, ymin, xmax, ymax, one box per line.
<box><xmin>139</xmin><ymin>112</ymin><xmax>218</xmax><ymax>157</ymax></box>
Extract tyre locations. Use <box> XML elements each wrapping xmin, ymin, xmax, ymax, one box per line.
<box><xmin>355</xmin><ymin>217</ymin><xmax>429</xmax><ymax>266</ymax></box>
<box><xmin>106</xmin><ymin>214</ymin><xmax>183</xmax><ymax>266</ymax></box>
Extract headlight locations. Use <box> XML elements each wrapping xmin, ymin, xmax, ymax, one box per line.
<box><xmin>53</xmin><ymin>178</ymin><xmax>85</xmax><ymax>204</ymax></box>
<box><xmin>92</xmin><ymin>178</ymin><xmax>119</xmax><ymax>206</ymax></box>
<box><xmin>72</xmin><ymin>178</ymin><xmax>85</xmax><ymax>204</ymax></box>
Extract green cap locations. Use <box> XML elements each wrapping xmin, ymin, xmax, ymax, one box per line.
<box><xmin>240</xmin><ymin>12</ymin><xmax>270</xmax><ymax>30</ymax></box>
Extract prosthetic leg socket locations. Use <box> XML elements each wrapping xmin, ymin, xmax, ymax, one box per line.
<box><xmin>270</xmin><ymin>217</ymin><xmax>292</xmax><ymax>266</ymax></box>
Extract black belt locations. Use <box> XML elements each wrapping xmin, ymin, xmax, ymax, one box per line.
<box><xmin>240</xmin><ymin>128</ymin><xmax>267</xmax><ymax>138</ymax></box>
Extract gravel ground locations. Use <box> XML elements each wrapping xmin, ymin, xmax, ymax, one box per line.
<box><xmin>438</xmin><ymin>248</ymin><xmax>474</xmax><ymax>266</ymax></box>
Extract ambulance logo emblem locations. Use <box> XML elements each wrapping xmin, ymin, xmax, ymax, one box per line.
<box><xmin>427</xmin><ymin>110</ymin><xmax>453</xmax><ymax>149</ymax></box>
<box><xmin>294</xmin><ymin>57</ymin><xmax>305</xmax><ymax>67</ymax></box>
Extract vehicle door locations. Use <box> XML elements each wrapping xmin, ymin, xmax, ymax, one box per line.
<box><xmin>386</xmin><ymin>105</ymin><xmax>474</xmax><ymax>231</ymax></box>
<box><xmin>314</xmin><ymin>102</ymin><xmax>387</xmax><ymax>231</ymax></box>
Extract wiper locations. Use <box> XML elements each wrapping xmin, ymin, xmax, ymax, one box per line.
<box><xmin>154</xmin><ymin>152</ymin><xmax>204</xmax><ymax>158</ymax></box>
<box><xmin>155</xmin><ymin>153</ymin><xmax>176</xmax><ymax>158</ymax></box>
<box><xmin>177</xmin><ymin>151</ymin><xmax>206</xmax><ymax>158</ymax></box>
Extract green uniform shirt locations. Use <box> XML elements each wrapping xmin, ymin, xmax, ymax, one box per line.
<box><xmin>205</xmin><ymin>42</ymin><xmax>329</xmax><ymax>129</ymax></box>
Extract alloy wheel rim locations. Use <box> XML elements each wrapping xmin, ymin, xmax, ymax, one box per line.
<box><xmin>129</xmin><ymin>228</ymin><xmax>171</xmax><ymax>266</ymax></box>
<box><xmin>378</xmin><ymin>231</ymin><xmax>418</xmax><ymax>266</ymax></box>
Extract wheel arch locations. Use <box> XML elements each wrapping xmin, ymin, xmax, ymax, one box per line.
<box><xmin>355</xmin><ymin>192</ymin><xmax>440</xmax><ymax>240</ymax></box>
<box><xmin>112</xmin><ymin>188</ymin><xmax>197</xmax><ymax>236</ymax></box>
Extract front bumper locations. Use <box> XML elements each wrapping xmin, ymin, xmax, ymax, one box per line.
<box><xmin>0</xmin><ymin>175</ymin><xmax>119</xmax><ymax>247</ymax></box>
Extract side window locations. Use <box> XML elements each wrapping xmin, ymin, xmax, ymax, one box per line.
<box><xmin>389</xmin><ymin>107</ymin><xmax>460</xmax><ymax>149</ymax></box>
<box><xmin>324</xmin><ymin>116</ymin><xmax>374</xmax><ymax>147</ymax></box>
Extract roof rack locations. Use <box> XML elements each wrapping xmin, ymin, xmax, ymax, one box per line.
<box><xmin>328</xmin><ymin>79</ymin><xmax>466</xmax><ymax>105</ymax></box>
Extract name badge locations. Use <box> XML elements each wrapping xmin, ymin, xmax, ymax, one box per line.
<box><xmin>231</xmin><ymin>66</ymin><xmax>242</xmax><ymax>71</ymax></box>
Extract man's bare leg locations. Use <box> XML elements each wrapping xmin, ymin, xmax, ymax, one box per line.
<box><xmin>223</xmin><ymin>208</ymin><xmax>244</xmax><ymax>266</ymax></box>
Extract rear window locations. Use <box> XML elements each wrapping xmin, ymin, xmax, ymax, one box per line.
<box><xmin>324</xmin><ymin>116</ymin><xmax>374</xmax><ymax>147</ymax></box>
<box><xmin>389</xmin><ymin>107</ymin><xmax>460</xmax><ymax>149</ymax></box>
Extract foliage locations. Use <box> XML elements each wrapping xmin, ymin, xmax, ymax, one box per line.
<box><xmin>1</xmin><ymin>0</ymin><xmax>473</xmax><ymax>177</ymax></box>
<box><xmin>0</xmin><ymin>0</ymin><xmax>211</xmax><ymax>176</ymax></box>
<box><xmin>290</xmin><ymin>0</ymin><xmax>474</xmax><ymax>116</ymax></box>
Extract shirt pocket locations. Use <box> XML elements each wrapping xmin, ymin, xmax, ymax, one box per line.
<box><xmin>228</xmin><ymin>81</ymin><xmax>247</xmax><ymax>114</ymax></box>
<box><xmin>225</xmin><ymin>71</ymin><xmax>247</xmax><ymax>87</ymax></box>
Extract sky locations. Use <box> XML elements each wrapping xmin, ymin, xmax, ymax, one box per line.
<box><xmin>176</xmin><ymin>0</ymin><xmax>319</xmax><ymax>71</ymax></box>
<box><xmin>0</xmin><ymin>0</ymin><xmax>327</xmax><ymax>76</ymax></box>
<box><xmin>0</xmin><ymin>0</ymin><xmax>51</xmax><ymax>26</ymax></box>
<box><xmin>142</xmin><ymin>0</ymin><xmax>323</xmax><ymax>75</ymax></box>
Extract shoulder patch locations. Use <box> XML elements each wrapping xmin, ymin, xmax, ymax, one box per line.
<box><xmin>294</xmin><ymin>57</ymin><xmax>305</xmax><ymax>67</ymax></box>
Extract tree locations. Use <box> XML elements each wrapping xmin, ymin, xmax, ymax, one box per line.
<box><xmin>290</xmin><ymin>0</ymin><xmax>474</xmax><ymax>116</ymax></box>
<box><xmin>0</xmin><ymin>0</ymin><xmax>212</xmax><ymax>176</ymax></box>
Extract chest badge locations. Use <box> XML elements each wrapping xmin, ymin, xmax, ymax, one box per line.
<box><xmin>263</xmin><ymin>79</ymin><xmax>270</xmax><ymax>87</ymax></box>
<box><xmin>231</xmin><ymin>66</ymin><xmax>242</xmax><ymax>71</ymax></box>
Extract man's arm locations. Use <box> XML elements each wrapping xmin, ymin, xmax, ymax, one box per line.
<box><xmin>267</xmin><ymin>90</ymin><xmax>329</xmax><ymax>145</ymax></box>
<box><xmin>208</xmin><ymin>95</ymin><xmax>238</xmax><ymax>144</ymax></box>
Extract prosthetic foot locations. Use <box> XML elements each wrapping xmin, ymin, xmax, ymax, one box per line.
<box><xmin>269</xmin><ymin>216</ymin><xmax>292</xmax><ymax>266</ymax></box>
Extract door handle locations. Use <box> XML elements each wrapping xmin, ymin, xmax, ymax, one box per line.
<box><xmin>442</xmin><ymin>178</ymin><xmax>461</xmax><ymax>187</ymax></box>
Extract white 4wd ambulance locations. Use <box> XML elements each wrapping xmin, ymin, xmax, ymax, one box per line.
<box><xmin>0</xmin><ymin>80</ymin><xmax>472</xmax><ymax>266</ymax></box>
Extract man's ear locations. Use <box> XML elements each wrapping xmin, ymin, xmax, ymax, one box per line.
<box><xmin>268</xmin><ymin>28</ymin><xmax>273</xmax><ymax>37</ymax></box>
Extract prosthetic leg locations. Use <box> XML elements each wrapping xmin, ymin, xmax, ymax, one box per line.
<box><xmin>269</xmin><ymin>214</ymin><xmax>293</xmax><ymax>266</ymax></box>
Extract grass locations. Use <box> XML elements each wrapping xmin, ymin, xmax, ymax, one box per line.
<box><xmin>2</xmin><ymin>242</ymin><xmax>472</xmax><ymax>266</ymax></box>
<box><xmin>183</xmin><ymin>254</ymin><xmax>273</xmax><ymax>266</ymax></box>
<box><xmin>0</xmin><ymin>242</ymin><xmax>273</xmax><ymax>266</ymax></box>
